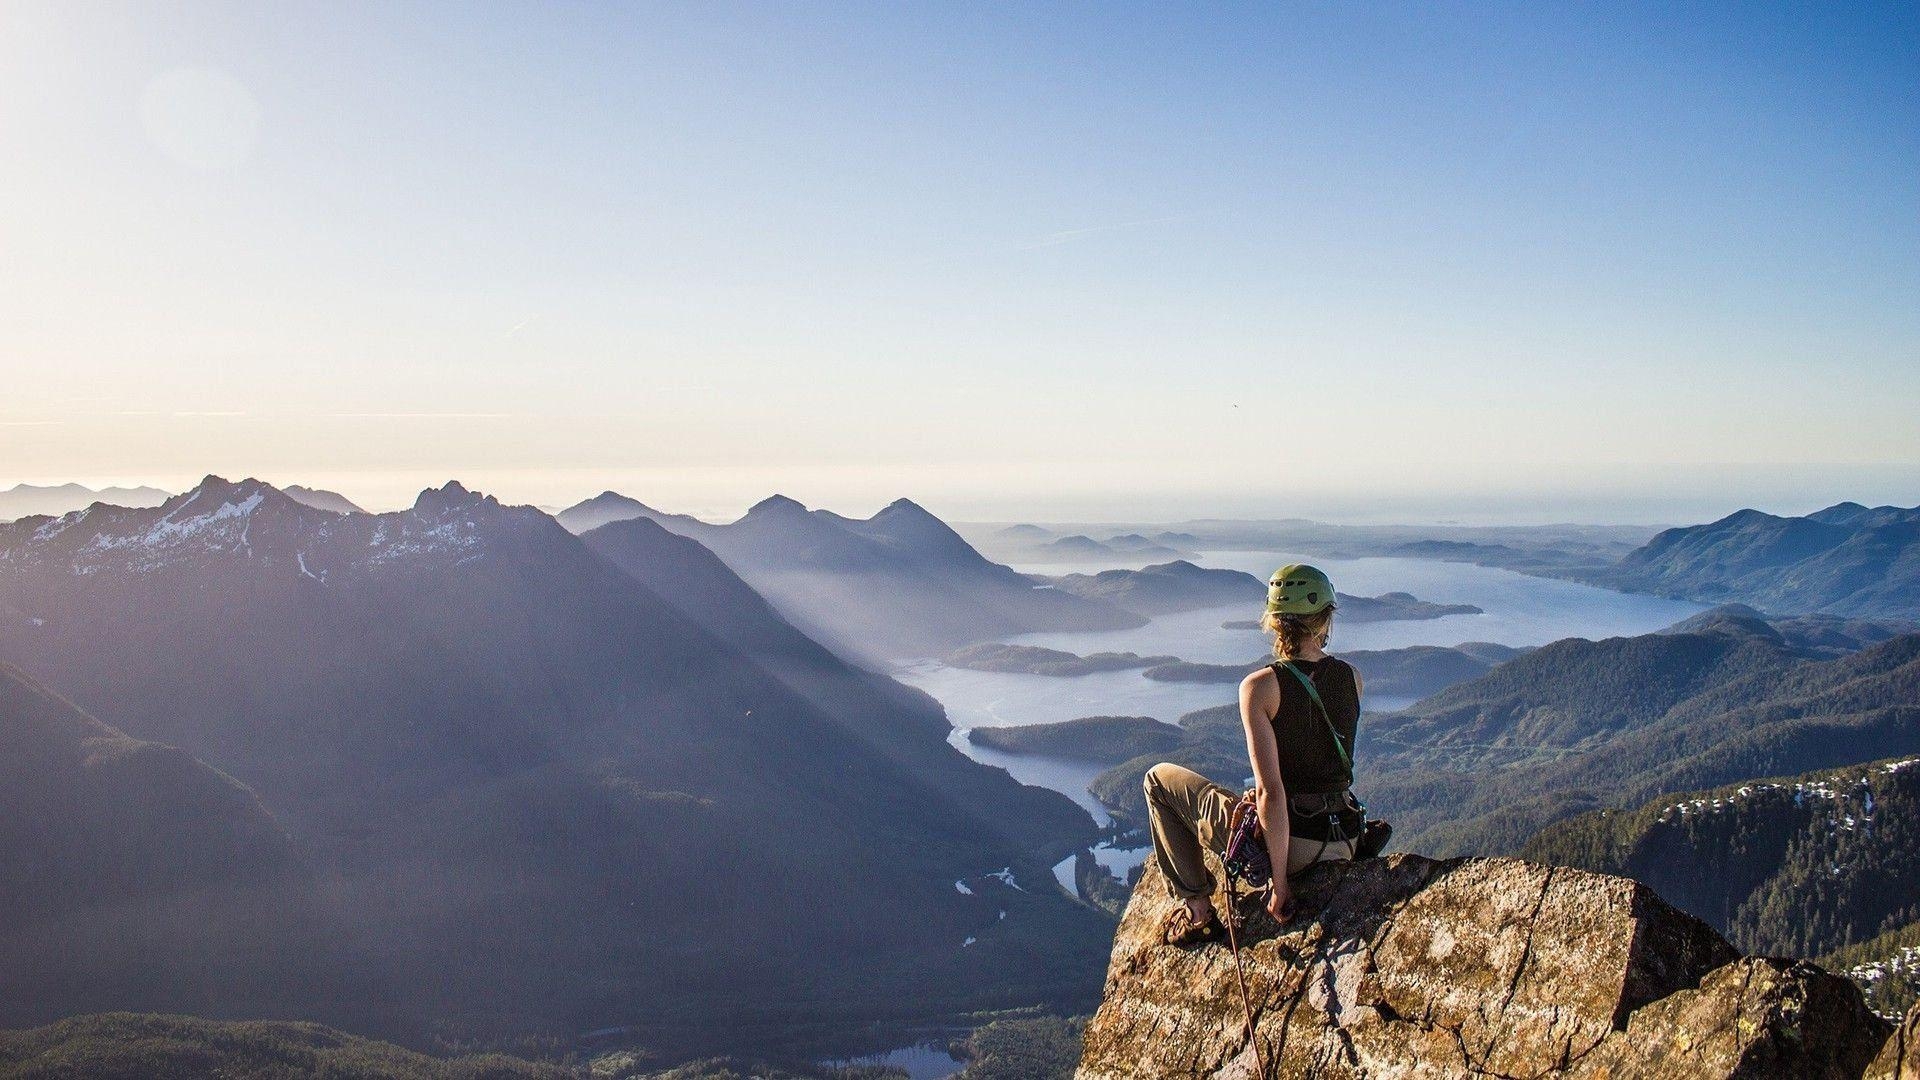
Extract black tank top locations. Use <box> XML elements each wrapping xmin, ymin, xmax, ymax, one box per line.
<box><xmin>1268</xmin><ymin>656</ymin><xmax>1360</xmax><ymax>795</ymax></box>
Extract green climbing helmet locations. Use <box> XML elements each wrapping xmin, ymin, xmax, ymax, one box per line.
<box><xmin>1266</xmin><ymin>564</ymin><xmax>1336</xmax><ymax>616</ymax></box>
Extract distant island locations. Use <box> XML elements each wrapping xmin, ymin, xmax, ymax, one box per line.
<box><xmin>964</xmin><ymin>523</ymin><xmax>1195</xmax><ymax>563</ymax></box>
<box><xmin>1038</xmin><ymin>560</ymin><xmax>1259</xmax><ymax>615</ymax></box>
<box><xmin>1140</xmin><ymin>641</ymin><xmax>1526</xmax><ymax>699</ymax></box>
<box><xmin>1028</xmin><ymin>533</ymin><xmax>1186</xmax><ymax>562</ymax></box>
<box><xmin>1220</xmin><ymin>590</ymin><xmax>1482</xmax><ymax>627</ymax></box>
<box><xmin>967</xmin><ymin>715</ymin><xmax>1184</xmax><ymax>763</ymax></box>
<box><xmin>945</xmin><ymin>642</ymin><xmax>1177</xmax><ymax>676</ymax></box>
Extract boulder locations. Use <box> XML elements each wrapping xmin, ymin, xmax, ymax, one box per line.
<box><xmin>1078</xmin><ymin>854</ymin><xmax>1892</xmax><ymax>1078</ymax></box>
<box><xmin>1868</xmin><ymin>1003</ymin><xmax>1920</xmax><ymax>1079</ymax></box>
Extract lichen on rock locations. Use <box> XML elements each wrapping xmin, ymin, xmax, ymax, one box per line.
<box><xmin>1077</xmin><ymin>853</ymin><xmax>1893</xmax><ymax>1078</ymax></box>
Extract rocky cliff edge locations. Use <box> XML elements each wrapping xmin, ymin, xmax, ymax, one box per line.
<box><xmin>1078</xmin><ymin>854</ymin><xmax>1897</xmax><ymax>1078</ymax></box>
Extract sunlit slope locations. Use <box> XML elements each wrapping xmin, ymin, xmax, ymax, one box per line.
<box><xmin>0</xmin><ymin>477</ymin><xmax>1108</xmax><ymax>1051</ymax></box>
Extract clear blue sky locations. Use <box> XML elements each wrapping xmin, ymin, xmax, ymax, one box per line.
<box><xmin>2</xmin><ymin>2</ymin><xmax>1915</xmax><ymax>521</ymax></box>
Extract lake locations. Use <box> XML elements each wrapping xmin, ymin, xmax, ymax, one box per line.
<box><xmin>899</xmin><ymin>553</ymin><xmax>1705</xmax><ymax>857</ymax></box>
<box><xmin>1012</xmin><ymin>552</ymin><xmax>1710</xmax><ymax>660</ymax></box>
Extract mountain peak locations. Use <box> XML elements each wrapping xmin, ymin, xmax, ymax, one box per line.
<box><xmin>411</xmin><ymin>480</ymin><xmax>494</xmax><ymax>517</ymax></box>
<box><xmin>552</xmin><ymin>491</ymin><xmax>682</xmax><ymax>535</ymax></box>
<box><xmin>171</xmin><ymin>475</ymin><xmax>285</xmax><ymax>513</ymax></box>
<box><xmin>868</xmin><ymin>497</ymin><xmax>958</xmax><ymax>533</ymax></box>
<box><xmin>5</xmin><ymin>476</ymin><xmax>309</xmax><ymax>575</ymax></box>
<box><xmin>1717</xmin><ymin>507</ymin><xmax>1781</xmax><ymax>527</ymax></box>
<box><xmin>1664</xmin><ymin>604</ymin><xmax>1787</xmax><ymax>645</ymax></box>
<box><xmin>745</xmin><ymin>494</ymin><xmax>808</xmax><ymax>517</ymax></box>
<box><xmin>1807</xmin><ymin>501</ymin><xmax>1884</xmax><ymax>528</ymax></box>
<box><xmin>189</xmin><ymin>474</ymin><xmax>239</xmax><ymax>497</ymax></box>
<box><xmin>283</xmin><ymin>485</ymin><xmax>365</xmax><ymax>515</ymax></box>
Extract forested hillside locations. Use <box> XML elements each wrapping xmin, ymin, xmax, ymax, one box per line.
<box><xmin>1360</xmin><ymin>625</ymin><xmax>1920</xmax><ymax>855</ymax></box>
<box><xmin>0</xmin><ymin>664</ymin><xmax>289</xmax><ymax>924</ymax></box>
<box><xmin>1603</xmin><ymin>503</ymin><xmax>1920</xmax><ymax>620</ymax></box>
<box><xmin>1055</xmin><ymin>608</ymin><xmax>1920</xmax><ymax>872</ymax></box>
<box><xmin>1522</xmin><ymin>757</ymin><xmax>1920</xmax><ymax>956</ymax></box>
<box><xmin>1824</xmin><ymin>920</ymin><xmax>1920</xmax><ymax>1019</ymax></box>
<box><xmin>0</xmin><ymin>1014</ymin><xmax>570</xmax><ymax>1080</ymax></box>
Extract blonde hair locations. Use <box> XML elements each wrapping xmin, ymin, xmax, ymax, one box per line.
<box><xmin>1262</xmin><ymin>606</ymin><xmax>1335</xmax><ymax>661</ymax></box>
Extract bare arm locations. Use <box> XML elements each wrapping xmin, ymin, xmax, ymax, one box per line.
<box><xmin>1239</xmin><ymin>670</ymin><xmax>1289</xmax><ymax>880</ymax></box>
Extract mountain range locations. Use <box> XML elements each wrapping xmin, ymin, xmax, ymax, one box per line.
<box><xmin>575</xmin><ymin>514</ymin><xmax>1091</xmax><ymax>854</ymax></box>
<box><xmin>1602</xmin><ymin>502</ymin><xmax>1920</xmax><ymax>620</ymax></box>
<box><xmin>1048</xmin><ymin>602</ymin><xmax>1917</xmax><ymax>870</ymax></box>
<box><xmin>1360</xmin><ymin>613</ymin><xmax>1920</xmax><ymax>857</ymax></box>
<box><xmin>556</xmin><ymin>492</ymin><xmax>1142</xmax><ymax>661</ymax></box>
<box><xmin>964</xmin><ymin>524</ymin><xmax>1194</xmax><ymax>564</ymax></box>
<box><xmin>0</xmin><ymin>477</ymin><xmax>1108</xmax><ymax>1055</ymax></box>
<box><xmin>0</xmin><ymin>482</ymin><xmax>170</xmax><ymax>522</ymax></box>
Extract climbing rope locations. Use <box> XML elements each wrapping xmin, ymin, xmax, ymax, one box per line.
<box><xmin>1221</xmin><ymin>875</ymin><xmax>1268</xmax><ymax>1077</ymax></box>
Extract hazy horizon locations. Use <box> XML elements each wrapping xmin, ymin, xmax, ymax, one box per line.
<box><xmin>7</xmin><ymin>459</ymin><xmax>1919</xmax><ymax>527</ymax></box>
<box><xmin>4</xmin><ymin>4</ymin><xmax>1916</xmax><ymax>525</ymax></box>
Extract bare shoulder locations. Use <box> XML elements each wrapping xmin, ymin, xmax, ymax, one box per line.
<box><xmin>1240</xmin><ymin>664</ymin><xmax>1279</xmax><ymax>701</ymax></box>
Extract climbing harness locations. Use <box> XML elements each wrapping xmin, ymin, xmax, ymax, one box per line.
<box><xmin>1210</xmin><ymin>659</ymin><xmax>1370</xmax><ymax>1076</ymax></box>
<box><xmin>1223</xmin><ymin>790</ymin><xmax>1274</xmax><ymax>887</ymax></box>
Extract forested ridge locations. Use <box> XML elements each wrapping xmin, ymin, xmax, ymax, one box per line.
<box><xmin>1363</xmin><ymin>629</ymin><xmax>1920</xmax><ymax>855</ymax></box>
<box><xmin>1523</xmin><ymin>757</ymin><xmax>1920</xmax><ymax>954</ymax></box>
<box><xmin>1074</xmin><ymin>622</ymin><xmax>1920</xmax><ymax>855</ymax></box>
<box><xmin>1602</xmin><ymin>502</ymin><xmax>1920</xmax><ymax>620</ymax></box>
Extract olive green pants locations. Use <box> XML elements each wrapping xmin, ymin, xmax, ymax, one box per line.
<box><xmin>1143</xmin><ymin>761</ymin><xmax>1355</xmax><ymax>900</ymax></box>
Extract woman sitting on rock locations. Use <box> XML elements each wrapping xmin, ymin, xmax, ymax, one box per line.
<box><xmin>1144</xmin><ymin>564</ymin><xmax>1376</xmax><ymax>947</ymax></box>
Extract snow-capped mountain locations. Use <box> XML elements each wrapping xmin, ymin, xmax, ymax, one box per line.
<box><xmin>0</xmin><ymin>475</ymin><xmax>1104</xmax><ymax>1050</ymax></box>
<box><xmin>0</xmin><ymin>475</ymin><xmax>528</xmax><ymax>582</ymax></box>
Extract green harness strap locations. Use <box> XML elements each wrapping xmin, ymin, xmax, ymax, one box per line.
<box><xmin>1275</xmin><ymin>660</ymin><xmax>1354</xmax><ymax>782</ymax></box>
